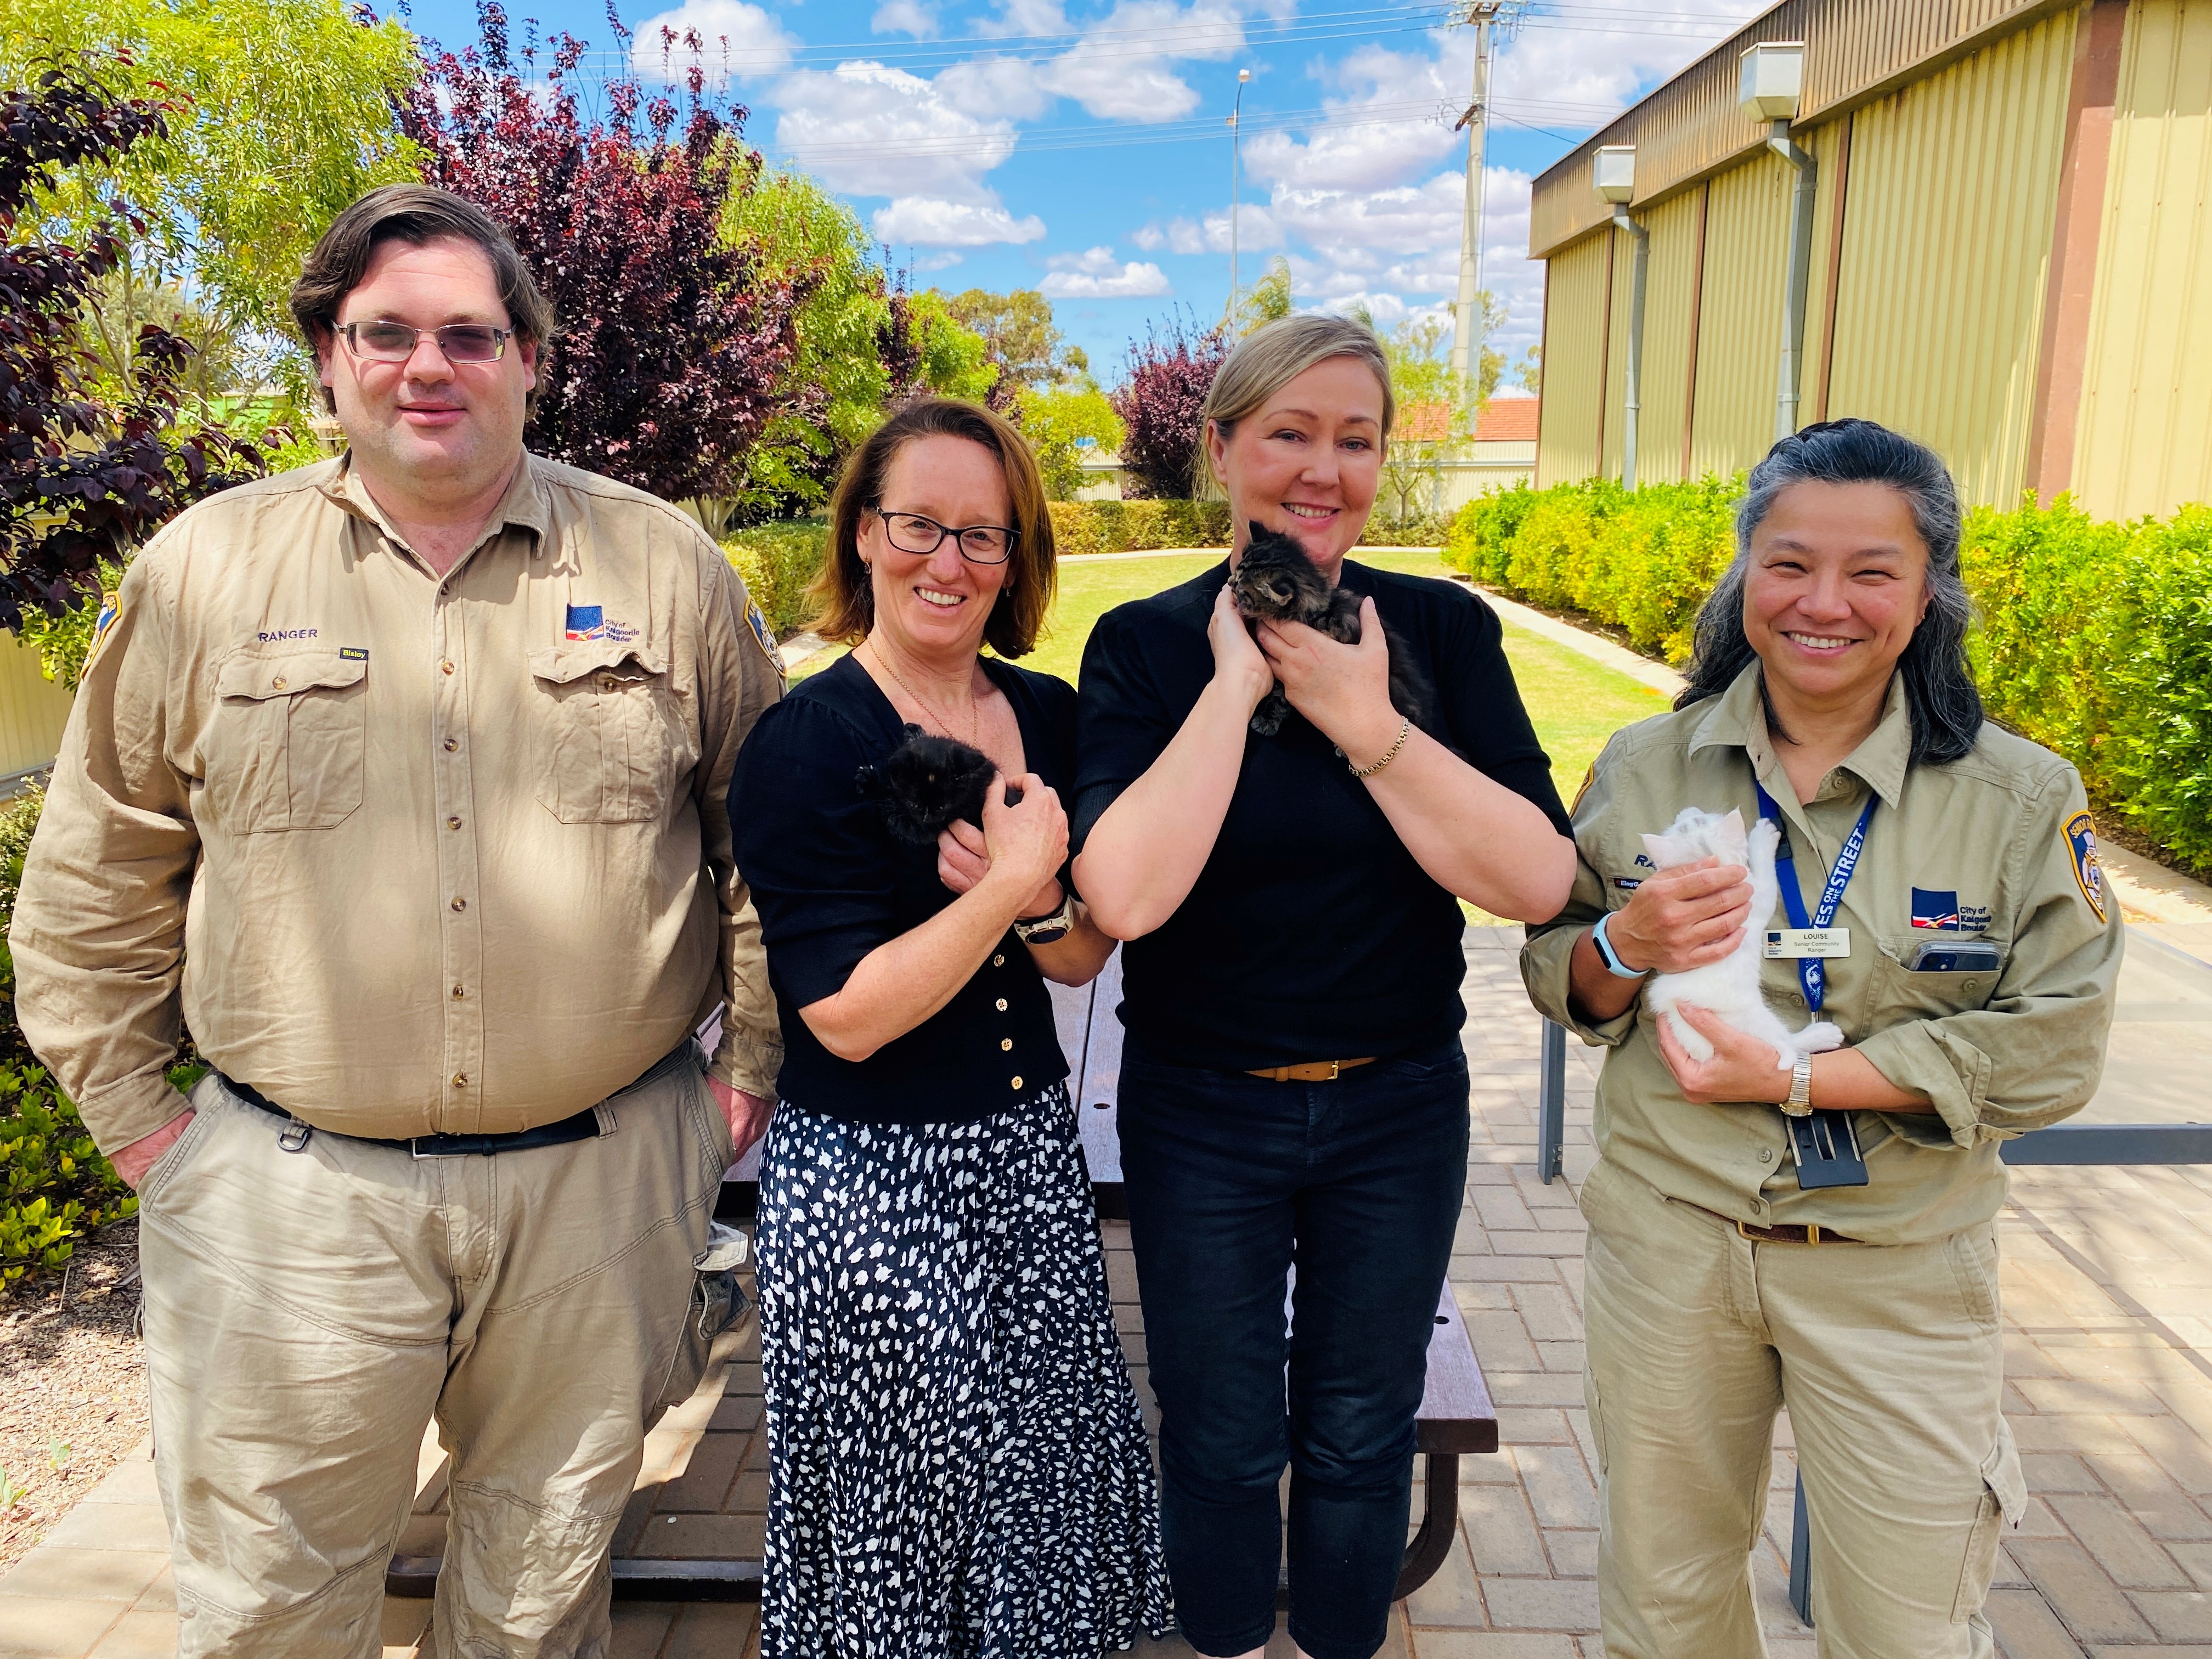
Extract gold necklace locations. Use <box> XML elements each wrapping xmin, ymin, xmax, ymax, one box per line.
<box><xmin>866</xmin><ymin>641</ymin><xmax>980</xmax><ymax>749</ymax></box>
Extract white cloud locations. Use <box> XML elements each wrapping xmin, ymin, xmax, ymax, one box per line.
<box><xmin>1039</xmin><ymin>246</ymin><xmax>1173</xmax><ymax>297</ymax></box>
<box><xmin>910</xmin><ymin>250</ymin><xmax>966</xmax><ymax>271</ymax></box>
<box><xmin>871</xmin><ymin>0</ymin><xmax>938</xmax><ymax>37</ymax></box>
<box><xmin>631</xmin><ymin>0</ymin><xmax>798</xmax><ymax>81</ymax></box>
<box><xmin>772</xmin><ymin>61</ymin><xmax>1020</xmax><ymax>200</ymax></box>
<box><xmin>1131</xmin><ymin>206</ymin><xmax>1282</xmax><ymax>256</ymax></box>
<box><xmin>873</xmin><ymin>197</ymin><xmax>1048</xmax><ymax>245</ymax></box>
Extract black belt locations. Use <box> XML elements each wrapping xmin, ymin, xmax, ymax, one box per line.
<box><xmin>222</xmin><ymin>1076</ymin><xmax>604</xmax><ymax>1157</ymax></box>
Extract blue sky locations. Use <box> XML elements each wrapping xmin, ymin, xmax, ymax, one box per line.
<box><xmin>398</xmin><ymin>1</ymin><xmax>1770</xmax><ymax>378</ymax></box>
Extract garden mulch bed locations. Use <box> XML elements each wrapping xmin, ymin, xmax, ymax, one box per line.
<box><xmin>0</xmin><ymin>1219</ymin><xmax>149</xmax><ymax>1573</ymax></box>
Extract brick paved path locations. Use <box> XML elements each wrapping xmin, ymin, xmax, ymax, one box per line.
<box><xmin>5</xmin><ymin>930</ymin><xmax>2210</xmax><ymax>1657</ymax></box>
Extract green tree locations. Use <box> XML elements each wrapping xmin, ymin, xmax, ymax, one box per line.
<box><xmin>900</xmin><ymin>289</ymin><xmax>1001</xmax><ymax>404</ymax></box>
<box><xmin>1237</xmin><ymin>255</ymin><xmax>1292</xmax><ymax>335</ymax></box>
<box><xmin>1377</xmin><ymin>314</ymin><xmax>1473</xmax><ymax>525</ymax></box>
<box><xmin>718</xmin><ymin>165</ymin><xmax>893</xmax><ymax>527</ymax></box>
<box><xmin>3</xmin><ymin>0</ymin><xmax>421</xmax><ymax>397</ymax></box>
<box><xmin>1016</xmin><ymin>380</ymin><xmax>1124</xmax><ymax>501</ymax></box>
<box><xmin>1515</xmin><ymin>343</ymin><xmax>1542</xmax><ymax>395</ymax></box>
<box><xmin>944</xmin><ymin>288</ymin><xmax>1070</xmax><ymax>387</ymax></box>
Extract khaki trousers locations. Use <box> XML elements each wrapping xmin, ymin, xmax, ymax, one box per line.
<box><xmin>135</xmin><ymin>1049</ymin><xmax>733</xmax><ymax>1659</ymax></box>
<box><xmin>1577</xmin><ymin>1158</ymin><xmax>2026</xmax><ymax>1659</ymax></box>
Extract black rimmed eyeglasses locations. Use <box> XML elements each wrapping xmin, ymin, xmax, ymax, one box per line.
<box><xmin>336</xmin><ymin>320</ymin><xmax>515</xmax><ymax>364</ymax></box>
<box><xmin>873</xmin><ymin>507</ymin><xmax>1018</xmax><ymax>565</ymax></box>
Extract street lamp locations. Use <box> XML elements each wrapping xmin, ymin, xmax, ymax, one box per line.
<box><xmin>1228</xmin><ymin>67</ymin><xmax>1250</xmax><ymax>326</ymax></box>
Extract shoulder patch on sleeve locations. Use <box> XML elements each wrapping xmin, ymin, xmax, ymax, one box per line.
<box><xmin>84</xmin><ymin>589</ymin><xmax>122</xmax><ymax>673</ymax></box>
<box><xmin>744</xmin><ymin>600</ymin><xmax>781</xmax><ymax>674</ymax></box>
<box><xmin>1571</xmin><ymin>761</ymin><xmax>1596</xmax><ymax>814</ymax></box>
<box><xmin>2063</xmin><ymin>810</ymin><xmax>2108</xmax><ymax>924</ymax></box>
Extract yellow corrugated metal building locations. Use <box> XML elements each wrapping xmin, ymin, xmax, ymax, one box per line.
<box><xmin>1531</xmin><ymin>0</ymin><xmax>2212</xmax><ymax>520</ymax></box>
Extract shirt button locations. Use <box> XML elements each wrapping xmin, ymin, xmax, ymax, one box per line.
<box><xmin>598</xmin><ymin>674</ymin><xmax>616</xmax><ymax>690</ymax></box>
<box><xmin>1009</xmin><ymin>1076</ymin><xmax>1023</xmax><ymax>1090</ymax></box>
<box><xmin>996</xmin><ymin>998</ymin><xmax>1008</xmax><ymax>1012</ymax></box>
<box><xmin>1750</xmin><ymin>1197</ymin><xmax>1768</xmax><ymax>1213</ymax></box>
<box><xmin>1759</xmin><ymin>1148</ymin><xmax>1775</xmax><ymax>1163</ymax></box>
<box><xmin>992</xmin><ymin>955</ymin><xmax>1005</xmax><ymax>967</ymax></box>
<box><xmin>1001</xmin><ymin>1038</ymin><xmax>1013</xmax><ymax>1052</ymax></box>
<box><xmin>447</xmin><ymin>816</ymin><xmax>462</xmax><ymax>830</ymax></box>
<box><xmin>443</xmin><ymin>737</ymin><xmax>459</xmax><ymax>753</ymax></box>
<box><xmin>270</xmin><ymin>676</ymin><xmax>287</xmax><ymax>690</ymax></box>
<box><xmin>452</xmin><ymin>1073</ymin><xmax>468</xmax><ymax>1089</ymax></box>
<box><xmin>442</xmin><ymin>659</ymin><xmax>455</xmax><ymax>675</ymax></box>
<box><xmin>452</xmin><ymin>985</ymin><xmax>466</xmax><ymax>1000</ymax></box>
<box><xmin>451</xmin><ymin>897</ymin><xmax>467</xmax><ymax>912</ymax></box>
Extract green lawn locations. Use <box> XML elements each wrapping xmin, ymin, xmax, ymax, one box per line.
<box><xmin>797</xmin><ymin>548</ymin><xmax>1670</xmax><ymax>805</ymax></box>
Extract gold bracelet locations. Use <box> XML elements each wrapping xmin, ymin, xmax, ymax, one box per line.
<box><xmin>1346</xmin><ymin>715</ymin><xmax>1411</xmax><ymax>778</ymax></box>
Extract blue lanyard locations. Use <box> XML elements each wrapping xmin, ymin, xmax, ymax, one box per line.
<box><xmin>1753</xmin><ymin>782</ymin><xmax>1876</xmax><ymax>1014</ymax></box>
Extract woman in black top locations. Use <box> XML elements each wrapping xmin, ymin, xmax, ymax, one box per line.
<box><xmin>1072</xmin><ymin>318</ymin><xmax>1578</xmax><ymax>1659</ymax></box>
<box><xmin>730</xmin><ymin>399</ymin><xmax>1169</xmax><ymax>1655</ymax></box>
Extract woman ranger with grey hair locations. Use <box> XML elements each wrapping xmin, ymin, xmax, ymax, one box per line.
<box><xmin>1521</xmin><ymin>419</ymin><xmax>2121</xmax><ymax>1657</ymax></box>
<box><xmin>1071</xmin><ymin>315</ymin><xmax>1578</xmax><ymax>1658</ymax></box>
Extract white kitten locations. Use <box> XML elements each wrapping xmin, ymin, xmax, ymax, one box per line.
<box><xmin>1638</xmin><ymin>806</ymin><xmax>1846</xmax><ymax>1070</ymax></box>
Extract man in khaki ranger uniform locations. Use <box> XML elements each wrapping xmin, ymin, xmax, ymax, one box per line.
<box><xmin>10</xmin><ymin>185</ymin><xmax>783</xmax><ymax>1658</ymax></box>
<box><xmin>1520</xmin><ymin>420</ymin><xmax>2120</xmax><ymax>1658</ymax></box>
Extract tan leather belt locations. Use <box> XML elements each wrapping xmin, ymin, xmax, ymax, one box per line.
<box><xmin>1246</xmin><ymin>1057</ymin><xmax>1378</xmax><ymax>1082</ymax></box>
<box><xmin>1686</xmin><ymin>1203</ymin><xmax>1862</xmax><ymax>1246</ymax></box>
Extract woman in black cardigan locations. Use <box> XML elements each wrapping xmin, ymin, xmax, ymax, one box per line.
<box><xmin>1072</xmin><ymin>318</ymin><xmax>1578</xmax><ymax>1659</ymax></box>
<box><xmin>730</xmin><ymin>398</ymin><xmax>1169</xmax><ymax>1655</ymax></box>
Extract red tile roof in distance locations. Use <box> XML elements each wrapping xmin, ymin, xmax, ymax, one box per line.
<box><xmin>1475</xmin><ymin>398</ymin><xmax>1540</xmax><ymax>442</ymax></box>
<box><xmin>1398</xmin><ymin>402</ymin><xmax>1453</xmax><ymax>443</ymax></box>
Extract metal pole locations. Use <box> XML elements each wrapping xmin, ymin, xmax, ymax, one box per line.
<box><xmin>1611</xmin><ymin>207</ymin><xmax>1648</xmax><ymax>489</ymax></box>
<box><xmin>1450</xmin><ymin>4</ymin><xmax>1500</xmax><ymax>386</ymax></box>
<box><xmin>1537</xmin><ymin>1018</ymin><xmax>1566</xmax><ymax>1184</ymax></box>
<box><xmin>1767</xmin><ymin>119</ymin><xmax>1817</xmax><ymax>441</ymax></box>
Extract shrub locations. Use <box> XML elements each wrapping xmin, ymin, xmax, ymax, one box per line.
<box><xmin>0</xmin><ymin>1064</ymin><xmax>136</xmax><ymax>1286</ymax></box>
<box><xmin>0</xmin><ymin>783</ymin><xmax>44</xmax><ymax>1065</ymax></box>
<box><xmin>1446</xmin><ymin>474</ymin><xmax>2212</xmax><ymax>871</ymax></box>
<box><xmin>1110</xmin><ymin>314</ymin><xmax>1229</xmax><ymax>500</ymax></box>
<box><xmin>721</xmin><ymin>521</ymin><xmax>830</xmax><ymax>640</ymax></box>
<box><xmin>1046</xmin><ymin>500</ymin><xmax>1233</xmax><ymax>557</ymax></box>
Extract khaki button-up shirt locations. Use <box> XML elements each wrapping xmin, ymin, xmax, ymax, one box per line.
<box><xmin>1521</xmin><ymin>664</ymin><xmax>2121</xmax><ymax>1245</ymax></box>
<box><xmin>11</xmin><ymin>453</ymin><xmax>785</xmax><ymax>1153</ymax></box>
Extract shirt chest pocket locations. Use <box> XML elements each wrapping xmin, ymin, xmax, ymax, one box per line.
<box><xmin>1870</xmin><ymin>932</ymin><xmax>2002</xmax><ymax>1024</ymax></box>
<box><xmin>528</xmin><ymin>643</ymin><xmax>693</xmax><ymax>824</ymax></box>
<box><xmin>205</xmin><ymin>650</ymin><xmax>368</xmax><ymax>832</ymax></box>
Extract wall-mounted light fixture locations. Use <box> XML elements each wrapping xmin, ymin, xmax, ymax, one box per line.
<box><xmin>1742</xmin><ymin>41</ymin><xmax>1815</xmax><ymax>441</ymax></box>
<box><xmin>1593</xmin><ymin>145</ymin><xmax>1647</xmax><ymax>488</ymax></box>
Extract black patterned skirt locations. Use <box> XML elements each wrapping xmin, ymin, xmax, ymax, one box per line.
<box><xmin>755</xmin><ymin>1082</ymin><xmax>1173</xmax><ymax>1657</ymax></box>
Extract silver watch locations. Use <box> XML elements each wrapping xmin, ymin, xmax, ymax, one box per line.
<box><xmin>1782</xmin><ymin>1052</ymin><xmax>1814</xmax><ymax>1118</ymax></box>
<box><xmin>1013</xmin><ymin>892</ymin><xmax>1076</xmax><ymax>945</ymax></box>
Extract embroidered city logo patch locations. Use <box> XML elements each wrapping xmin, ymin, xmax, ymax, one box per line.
<box><xmin>86</xmin><ymin>591</ymin><xmax>121</xmax><ymax>669</ymax></box>
<box><xmin>2064</xmin><ymin>811</ymin><xmax>2108</xmax><ymax>923</ymax></box>
<box><xmin>564</xmin><ymin>604</ymin><xmax>605</xmax><ymax>641</ymax></box>
<box><xmin>1911</xmin><ymin>888</ymin><xmax>1960</xmax><ymax>930</ymax></box>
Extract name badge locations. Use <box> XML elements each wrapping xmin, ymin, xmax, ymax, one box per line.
<box><xmin>1765</xmin><ymin>927</ymin><xmax>1851</xmax><ymax>960</ymax></box>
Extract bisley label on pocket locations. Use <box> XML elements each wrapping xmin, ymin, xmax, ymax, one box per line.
<box><xmin>1764</xmin><ymin>927</ymin><xmax>1851</xmax><ymax>960</ymax></box>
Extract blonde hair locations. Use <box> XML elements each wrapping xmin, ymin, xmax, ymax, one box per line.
<box><xmin>1194</xmin><ymin>315</ymin><xmax>1394</xmax><ymax>494</ymax></box>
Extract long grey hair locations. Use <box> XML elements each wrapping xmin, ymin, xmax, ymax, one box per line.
<box><xmin>1676</xmin><ymin>418</ymin><xmax>1983</xmax><ymax>767</ymax></box>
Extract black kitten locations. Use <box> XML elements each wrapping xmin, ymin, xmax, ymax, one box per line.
<box><xmin>856</xmin><ymin>725</ymin><xmax>1021</xmax><ymax>845</ymax></box>
<box><xmin>1229</xmin><ymin>522</ymin><xmax>1432</xmax><ymax>738</ymax></box>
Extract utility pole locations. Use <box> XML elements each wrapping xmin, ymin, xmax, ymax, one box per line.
<box><xmin>1449</xmin><ymin>2</ymin><xmax>1505</xmax><ymax>389</ymax></box>
<box><xmin>1228</xmin><ymin>67</ymin><xmax>1250</xmax><ymax>329</ymax></box>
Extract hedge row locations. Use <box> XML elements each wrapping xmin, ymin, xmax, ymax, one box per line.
<box><xmin>1046</xmin><ymin>499</ymin><xmax>1232</xmax><ymax>556</ymax></box>
<box><xmin>1442</xmin><ymin>479</ymin><xmax>2212</xmax><ymax>871</ymax></box>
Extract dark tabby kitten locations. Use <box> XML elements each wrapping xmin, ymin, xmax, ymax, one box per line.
<box><xmin>1229</xmin><ymin>522</ymin><xmax>1432</xmax><ymax>738</ymax></box>
<box><xmin>856</xmin><ymin>724</ymin><xmax>1022</xmax><ymax>845</ymax></box>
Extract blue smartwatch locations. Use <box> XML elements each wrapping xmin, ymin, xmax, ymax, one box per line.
<box><xmin>1591</xmin><ymin>912</ymin><xmax>1649</xmax><ymax>979</ymax></box>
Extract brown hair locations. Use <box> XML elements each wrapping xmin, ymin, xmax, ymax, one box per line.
<box><xmin>290</xmin><ymin>184</ymin><xmax>556</xmax><ymax>413</ymax></box>
<box><xmin>812</xmin><ymin>398</ymin><xmax>1057</xmax><ymax>658</ymax></box>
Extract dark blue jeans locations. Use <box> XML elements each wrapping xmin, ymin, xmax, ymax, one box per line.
<box><xmin>1118</xmin><ymin>1039</ymin><xmax>1470</xmax><ymax>1659</ymax></box>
